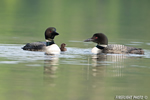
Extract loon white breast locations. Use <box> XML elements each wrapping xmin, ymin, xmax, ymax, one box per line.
<box><xmin>22</xmin><ymin>27</ymin><xmax>61</xmax><ymax>55</ymax></box>
<box><xmin>84</xmin><ymin>33</ymin><xmax>144</xmax><ymax>54</ymax></box>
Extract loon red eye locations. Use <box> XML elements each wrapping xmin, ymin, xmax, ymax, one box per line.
<box><xmin>50</xmin><ymin>31</ymin><xmax>52</xmax><ymax>33</ymax></box>
<box><xmin>95</xmin><ymin>37</ymin><xmax>98</xmax><ymax>39</ymax></box>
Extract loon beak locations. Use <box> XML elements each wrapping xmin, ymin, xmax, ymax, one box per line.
<box><xmin>53</xmin><ymin>31</ymin><xmax>59</xmax><ymax>36</ymax></box>
<box><xmin>84</xmin><ymin>38</ymin><xmax>93</xmax><ymax>42</ymax></box>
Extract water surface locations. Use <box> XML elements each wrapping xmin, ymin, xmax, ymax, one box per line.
<box><xmin>0</xmin><ymin>41</ymin><xmax>150</xmax><ymax>100</ymax></box>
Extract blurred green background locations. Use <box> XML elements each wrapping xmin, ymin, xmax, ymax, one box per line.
<box><xmin>0</xmin><ymin>0</ymin><xmax>150</xmax><ymax>46</ymax></box>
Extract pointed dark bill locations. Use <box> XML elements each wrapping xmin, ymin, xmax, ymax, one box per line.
<box><xmin>53</xmin><ymin>31</ymin><xmax>59</xmax><ymax>35</ymax></box>
<box><xmin>84</xmin><ymin>38</ymin><xmax>93</xmax><ymax>42</ymax></box>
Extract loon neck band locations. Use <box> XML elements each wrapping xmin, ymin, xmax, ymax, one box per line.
<box><xmin>46</xmin><ymin>39</ymin><xmax>55</xmax><ymax>46</ymax></box>
<box><xmin>96</xmin><ymin>44</ymin><xmax>107</xmax><ymax>49</ymax></box>
<box><xmin>46</xmin><ymin>39</ymin><xmax>53</xmax><ymax>42</ymax></box>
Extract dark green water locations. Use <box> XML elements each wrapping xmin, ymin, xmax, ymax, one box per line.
<box><xmin>0</xmin><ymin>0</ymin><xmax>150</xmax><ymax>100</ymax></box>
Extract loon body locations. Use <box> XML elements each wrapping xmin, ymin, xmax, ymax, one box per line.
<box><xmin>22</xmin><ymin>42</ymin><xmax>46</xmax><ymax>51</ymax></box>
<box><xmin>22</xmin><ymin>27</ymin><xmax>61</xmax><ymax>55</ymax></box>
<box><xmin>84</xmin><ymin>33</ymin><xmax>144</xmax><ymax>54</ymax></box>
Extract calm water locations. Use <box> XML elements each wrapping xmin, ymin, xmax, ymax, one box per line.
<box><xmin>0</xmin><ymin>0</ymin><xmax>150</xmax><ymax>100</ymax></box>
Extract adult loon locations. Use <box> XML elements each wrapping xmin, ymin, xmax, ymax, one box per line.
<box><xmin>22</xmin><ymin>27</ymin><xmax>61</xmax><ymax>55</ymax></box>
<box><xmin>84</xmin><ymin>33</ymin><xmax>144</xmax><ymax>54</ymax></box>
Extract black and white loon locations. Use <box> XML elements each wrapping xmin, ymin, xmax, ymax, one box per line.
<box><xmin>22</xmin><ymin>27</ymin><xmax>61</xmax><ymax>54</ymax></box>
<box><xmin>84</xmin><ymin>33</ymin><xmax>144</xmax><ymax>54</ymax></box>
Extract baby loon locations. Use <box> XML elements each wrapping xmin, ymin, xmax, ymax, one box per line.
<box><xmin>60</xmin><ymin>43</ymin><xmax>67</xmax><ymax>51</ymax></box>
<box><xmin>84</xmin><ymin>33</ymin><xmax>144</xmax><ymax>54</ymax></box>
<box><xmin>22</xmin><ymin>27</ymin><xmax>61</xmax><ymax>54</ymax></box>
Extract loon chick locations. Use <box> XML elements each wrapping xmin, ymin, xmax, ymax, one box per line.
<box><xmin>84</xmin><ymin>33</ymin><xmax>144</xmax><ymax>54</ymax></box>
<box><xmin>60</xmin><ymin>43</ymin><xmax>67</xmax><ymax>51</ymax></box>
<box><xmin>22</xmin><ymin>27</ymin><xmax>61</xmax><ymax>54</ymax></box>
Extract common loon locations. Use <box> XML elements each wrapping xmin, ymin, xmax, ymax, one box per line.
<box><xmin>84</xmin><ymin>33</ymin><xmax>144</xmax><ymax>54</ymax></box>
<box><xmin>22</xmin><ymin>27</ymin><xmax>61</xmax><ymax>55</ymax></box>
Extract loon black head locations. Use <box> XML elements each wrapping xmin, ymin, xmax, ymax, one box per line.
<box><xmin>84</xmin><ymin>33</ymin><xmax>108</xmax><ymax>45</ymax></box>
<box><xmin>45</xmin><ymin>27</ymin><xmax>59</xmax><ymax>40</ymax></box>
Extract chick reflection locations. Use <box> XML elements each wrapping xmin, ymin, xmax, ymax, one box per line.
<box><xmin>91</xmin><ymin>54</ymin><xmax>127</xmax><ymax>77</ymax></box>
<box><xmin>44</xmin><ymin>55</ymin><xmax>59</xmax><ymax>81</ymax></box>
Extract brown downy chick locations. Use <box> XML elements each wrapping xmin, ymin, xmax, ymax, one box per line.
<box><xmin>60</xmin><ymin>43</ymin><xmax>67</xmax><ymax>51</ymax></box>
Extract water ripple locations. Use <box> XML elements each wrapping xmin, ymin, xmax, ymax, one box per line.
<box><xmin>0</xmin><ymin>44</ymin><xmax>150</xmax><ymax>65</ymax></box>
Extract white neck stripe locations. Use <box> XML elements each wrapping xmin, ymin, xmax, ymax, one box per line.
<box><xmin>46</xmin><ymin>39</ymin><xmax>53</xmax><ymax>42</ymax></box>
<box><xmin>98</xmin><ymin>44</ymin><xmax>107</xmax><ymax>47</ymax></box>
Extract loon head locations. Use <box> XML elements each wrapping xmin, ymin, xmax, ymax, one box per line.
<box><xmin>84</xmin><ymin>33</ymin><xmax>108</xmax><ymax>45</ymax></box>
<box><xmin>45</xmin><ymin>27</ymin><xmax>59</xmax><ymax>40</ymax></box>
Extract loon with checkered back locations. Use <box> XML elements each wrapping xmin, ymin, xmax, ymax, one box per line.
<box><xmin>84</xmin><ymin>33</ymin><xmax>144</xmax><ymax>54</ymax></box>
<box><xmin>22</xmin><ymin>27</ymin><xmax>61</xmax><ymax>55</ymax></box>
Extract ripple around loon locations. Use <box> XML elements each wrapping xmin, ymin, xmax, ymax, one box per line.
<box><xmin>0</xmin><ymin>44</ymin><xmax>149</xmax><ymax>65</ymax></box>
